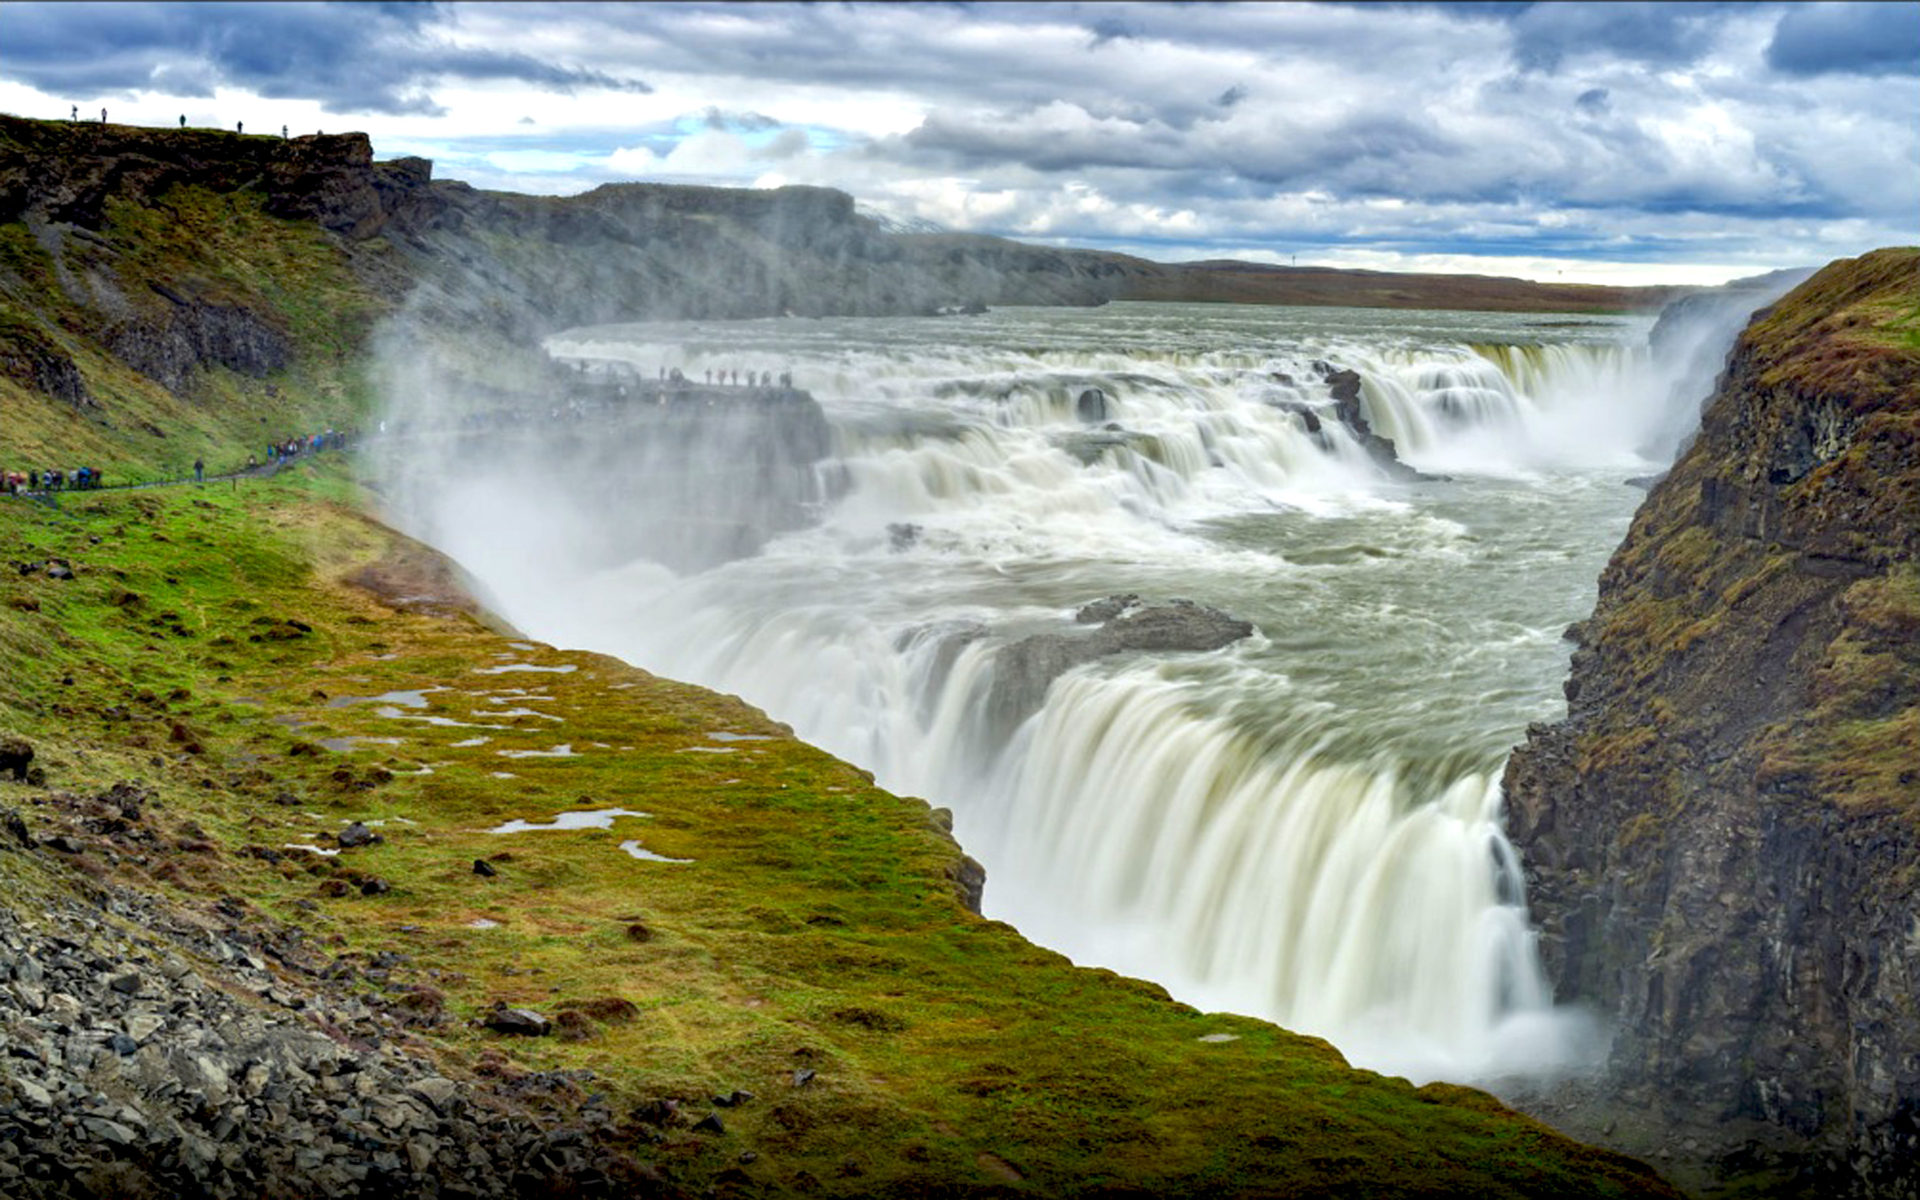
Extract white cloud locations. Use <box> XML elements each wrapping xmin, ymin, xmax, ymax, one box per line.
<box><xmin>2</xmin><ymin>1</ymin><xmax>1913</xmax><ymax>284</ymax></box>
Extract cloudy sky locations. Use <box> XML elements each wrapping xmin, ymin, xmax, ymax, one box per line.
<box><xmin>2</xmin><ymin>1</ymin><xmax>1914</xmax><ymax>284</ymax></box>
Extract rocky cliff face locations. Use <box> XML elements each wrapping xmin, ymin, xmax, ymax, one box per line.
<box><xmin>1503</xmin><ymin>248</ymin><xmax>1920</xmax><ymax>1196</ymax></box>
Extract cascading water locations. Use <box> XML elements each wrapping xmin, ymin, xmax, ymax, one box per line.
<box><xmin>380</xmin><ymin>300</ymin><xmax>1701</xmax><ymax>1084</ymax></box>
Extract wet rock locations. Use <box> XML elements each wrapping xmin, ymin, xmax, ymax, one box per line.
<box><xmin>1271</xmin><ymin>399</ymin><xmax>1323</xmax><ymax>434</ymax></box>
<box><xmin>1074</xmin><ymin>594</ymin><xmax>1138</xmax><ymax>625</ymax></box>
<box><xmin>1076</xmin><ymin>387</ymin><xmax>1109</xmax><ymax>423</ymax></box>
<box><xmin>1311</xmin><ymin>361</ymin><xmax>1425</xmax><ymax>481</ymax></box>
<box><xmin>472</xmin><ymin>858</ymin><xmax>497</xmax><ymax>877</ymax></box>
<box><xmin>693</xmin><ymin>1112</ymin><xmax>727</xmax><ymax>1134</ymax></box>
<box><xmin>887</xmin><ymin>522</ymin><xmax>922</xmax><ymax>552</ymax></box>
<box><xmin>986</xmin><ymin>596</ymin><xmax>1255</xmax><ymax>738</ymax></box>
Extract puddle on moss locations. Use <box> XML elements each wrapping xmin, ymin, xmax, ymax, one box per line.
<box><xmin>473</xmin><ymin>663</ymin><xmax>577</xmax><ymax>676</ymax></box>
<box><xmin>328</xmin><ymin>687</ymin><xmax>446</xmax><ymax>710</ymax></box>
<box><xmin>497</xmin><ymin>744</ymin><xmax>576</xmax><ymax>759</ymax></box>
<box><xmin>707</xmin><ymin>731</ymin><xmax>773</xmax><ymax>742</ymax></box>
<box><xmin>375</xmin><ymin>706</ymin><xmax>509</xmax><ymax>729</ymax></box>
<box><xmin>488</xmin><ymin>807</ymin><xmax>648</xmax><ymax>834</ymax></box>
<box><xmin>318</xmin><ymin>736</ymin><xmax>404</xmax><ymax>753</ymax></box>
<box><xmin>619</xmin><ymin>839</ymin><xmax>693</xmax><ymax>864</ymax></box>
<box><xmin>474</xmin><ymin>707</ymin><xmax>564</xmax><ymax>721</ymax></box>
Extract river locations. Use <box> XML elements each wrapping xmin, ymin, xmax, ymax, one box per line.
<box><xmin>383</xmin><ymin>299</ymin><xmax>1713</xmax><ymax>1084</ymax></box>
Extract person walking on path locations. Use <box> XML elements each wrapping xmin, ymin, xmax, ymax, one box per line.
<box><xmin>193</xmin><ymin>457</ymin><xmax>204</xmax><ymax>484</ymax></box>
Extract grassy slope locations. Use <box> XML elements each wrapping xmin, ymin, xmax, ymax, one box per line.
<box><xmin>0</xmin><ymin>182</ymin><xmax>385</xmax><ymax>481</ymax></box>
<box><xmin>0</xmin><ymin>470</ymin><xmax>1674</xmax><ymax>1198</ymax></box>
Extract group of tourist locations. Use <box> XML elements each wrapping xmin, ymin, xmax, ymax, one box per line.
<box><xmin>684</xmin><ymin>367</ymin><xmax>792</xmax><ymax>389</ymax></box>
<box><xmin>1</xmin><ymin>426</ymin><xmax>355</xmax><ymax>501</ymax></box>
<box><xmin>265</xmin><ymin>429</ymin><xmax>350</xmax><ymax>464</ymax></box>
<box><xmin>2</xmin><ymin>466</ymin><xmax>104</xmax><ymax>495</ymax></box>
<box><xmin>72</xmin><ymin>105</ymin><xmax>301</xmax><ymax>140</ymax></box>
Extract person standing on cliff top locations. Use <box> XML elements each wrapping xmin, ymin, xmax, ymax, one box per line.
<box><xmin>237</xmin><ymin>121</ymin><xmax>243</xmax><ymax>134</ymax></box>
<box><xmin>193</xmin><ymin>458</ymin><xmax>204</xmax><ymax>484</ymax></box>
<box><xmin>179</xmin><ymin>115</ymin><xmax>185</xmax><ymax>128</ymax></box>
<box><xmin>100</xmin><ymin>108</ymin><xmax>106</xmax><ymax>124</ymax></box>
<box><xmin>70</xmin><ymin>105</ymin><xmax>76</xmax><ymax>121</ymax></box>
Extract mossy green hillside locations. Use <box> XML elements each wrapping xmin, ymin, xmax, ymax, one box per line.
<box><xmin>0</xmin><ymin>473</ymin><xmax>1675</xmax><ymax>1198</ymax></box>
<box><xmin>0</xmin><ymin>178</ymin><xmax>387</xmax><ymax>482</ymax></box>
<box><xmin>1561</xmin><ymin>248</ymin><xmax>1920</xmax><ymax>821</ymax></box>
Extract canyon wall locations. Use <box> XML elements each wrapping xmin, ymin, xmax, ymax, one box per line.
<box><xmin>1504</xmin><ymin>248</ymin><xmax>1920</xmax><ymax>1196</ymax></box>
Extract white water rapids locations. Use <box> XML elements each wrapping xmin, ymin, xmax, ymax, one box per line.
<box><xmin>378</xmin><ymin>300</ymin><xmax>1732</xmax><ymax>1085</ymax></box>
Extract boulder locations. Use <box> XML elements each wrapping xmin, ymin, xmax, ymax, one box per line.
<box><xmin>986</xmin><ymin>597</ymin><xmax>1254</xmax><ymax>738</ymax></box>
<box><xmin>484</xmin><ymin>1007</ymin><xmax>552</xmax><ymax>1037</ymax></box>
<box><xmin>336</xmin><ymin>822</ymin><xmax>381</xmax><ymax>849</ymax></box>
<box><xmin>0</xmin><ymin>735</ymin><xmax>33</xmax><ymax>781</ymax></box>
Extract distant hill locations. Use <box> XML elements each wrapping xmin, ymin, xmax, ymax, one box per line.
<box><xmin>1110</xmin><ymin>258</ymin><xmax>1681</xmax><ymax>313</ymax></box>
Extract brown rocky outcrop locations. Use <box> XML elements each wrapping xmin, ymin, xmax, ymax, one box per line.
<box><xmin>1503</xmin><ymin>248</ymin><xmax>1920</xmax><ymax>1196</ymax></box>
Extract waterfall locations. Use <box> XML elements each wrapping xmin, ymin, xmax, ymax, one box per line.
<box><xmin>379</xmin><ymin>302</ymin><xmax>1680</xmax><ymax>1085</ymax></box>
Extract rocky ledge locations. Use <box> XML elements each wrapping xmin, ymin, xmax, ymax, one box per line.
<box><xmin>984</xmin><ymin>596</ymin><xmax>1255</xmax><ymax>739</ymax></box>
<box><xmin>1502</xmin><ymin>248</ymin><xmax>1920</xmax><ymax>1197</ymax></box>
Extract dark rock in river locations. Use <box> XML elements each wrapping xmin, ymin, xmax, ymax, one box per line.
<box><xmin>1076</xmin><ymin>387</ymin><xmax>1110</xmax><ymax>423</ymax></box>
<box><xmin>1311</xmin><ymin>361</ymin><xmax>1425</xmax><ymax>481</ymax></box>
<box><xmin>888</xmin><ymin>522</ymin><xmax>923</xmax><ymax>552</ymax></box>
<box><xmin>986</xmin><ymin>596</ymin><xmax>1254</xmax><ymax>739</ymax></box>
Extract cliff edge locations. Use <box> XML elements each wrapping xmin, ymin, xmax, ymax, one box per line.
<box><xmin>1503</xmin><ymin>248</ymin><xmax>1920</xmax><ymax>1196</ymax></box>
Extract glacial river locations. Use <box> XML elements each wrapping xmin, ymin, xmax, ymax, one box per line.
<box><xmin>386</xmin><ymin>300</ymin><xmax>1715</xmax><ymax>1083</ymax></box>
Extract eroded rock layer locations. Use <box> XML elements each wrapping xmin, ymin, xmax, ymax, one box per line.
<box><xmin>1504</xmin><ymin>248</ymin><xmax>1920</xmax><ymax>1196</ymax></box>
